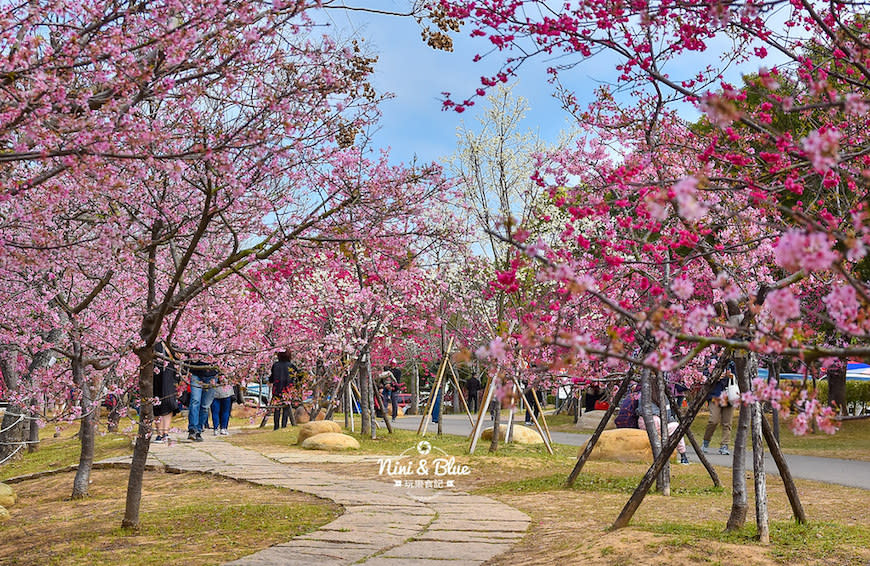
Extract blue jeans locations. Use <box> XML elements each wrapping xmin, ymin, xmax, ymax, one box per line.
<box><xmin>188</xmin><ymin>377</ymin><xmax>216</xmax><ymax>433</ymax></box>
<box><xmin>382</xmin><ymin>389</ymin><xmax>398</xmax><ymax>419</ymax></box>
<box><xmin>432</xmin><ymin>389</ymin><xmax>441</xmax><ymax>423</ymax></box>
<box><xmin>211</xmin><ymin>397</ymin><xmax>232</xmax><ymax>430</ymax></box>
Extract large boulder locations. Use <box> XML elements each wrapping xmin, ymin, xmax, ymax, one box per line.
<box><xmin>576</xmin><ymin>410</ymin><xmax>616</xmax><ymax>431</ymax></box>
<box><xmin>294</xmin><ymin>406</ymin><xmax>311</xmax><ymax>424</ymax></box>
<box><xmin>314</xmin><ymin>409</ymin><xmax>327</xmax><ymax>421</ymax></box>
<box><xmin>297</xmin><ymin>420</ymin><xmax>341</xmax><ymax>444</ymax></box>
<box><xmin>0</xmin><ymin>483</ymin><xmax>16</xmax><ymax>508</ymax></box>
<box><xmin>301</xmin><ymin>432</ymin><xmax>360</xmax><ymax>451</ymax></box>
<box><xmin>480</xmin><ymin>424</ymin><xmax>544</xmax><ymax>445</ymax></box>
<box><xmin>584</xmin><ymin>428</ymin><xmax>652</xmax><ymax>463</ymax></box>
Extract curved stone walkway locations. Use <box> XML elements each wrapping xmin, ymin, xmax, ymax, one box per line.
<box><xmin>101</xmin><ymin>436</ymin><xmax>529</xmax><ymax>566</ymax></box>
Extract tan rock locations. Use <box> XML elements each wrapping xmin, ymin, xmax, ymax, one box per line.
<box><xmin>314</xmin><ymin>409</ymin><xmax>327</xmax><ymax>421</ymax></box>
<box><xmin>480</xmin><ymin>424</ymin><xmax>544</xmax><ymax>445</ymax></box>
<box><xmin>0</xmin><ymin>505</ymin><xmax>8</xmax><ymax>521</ymax></box>
<box><xmin>584</xmin><ymin>428</ymin><xmax>652</xmax><ymax>463</ymax></box>
<box><xmin>301</xmin><ymin>432</ymin><xmax>360</xmax><ymax>451</ymax></box>
<box><xmin>297</xmin><ymin>420</ymin><xmax>341</xmax><ymax>444</ymax></box>
<box><xmin>0</xmin><ymin>483</ymin><xmax>16</xmax><ymax>508</ymax></box>
<box><xmin>294</xmin><ymin>406</ymin><xmax>311</xmax><ymax>424</ymax></box>
<box><xmin>575</xmin><ymin>410</ymin><xmax>616</xmax><ymax>431</ymax></box>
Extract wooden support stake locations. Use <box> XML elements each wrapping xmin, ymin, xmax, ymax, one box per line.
<box><xmin>447</xmin><ymin>361</ymin><xmax>475</xmax><ymax>426</ymax></box>
<box><xmin>417</xmin><ymin>336</ymin><xmax>454</xmax><ymax>436</ymax></box>
<box><xmin>469</xmin><ymin>373</ymin><xmax>497</xmax><ymax>454</ymax></box>
<box><xmin>513</xmin><ymin>377</ymin><xmax>553</xmax><ymax>455</ymax></box>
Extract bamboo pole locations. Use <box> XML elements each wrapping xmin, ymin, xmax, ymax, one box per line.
<box><xmin>513</xmin><ymin>377</ymin><xmax>554</xmax><ymax>455</ymax></box>
<box><xmin>447</xmin><ymin>361</ymin><xmax>475</xmax><ymax>425</ymax></box>
<box><xmin>469</xmin><ymin>373</ymin><xmax>497</xmax><ymax>454</ymax></box>
<box><xmin>417</xmin><ymin>337</ymin><xmax>454</xmax><ymax>436</ymax></box>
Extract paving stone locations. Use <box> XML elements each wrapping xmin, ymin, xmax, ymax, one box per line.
<box><xmin>413</xmin><ymin>530</ymin><xmax>524</xmax><ymax>543</ymax></box>
<box><xmin>359</xmin><ymin>559</ymin><xmax>480</xmax><ymax>566</ymax></box>
<box><xmin>381</xmin><ymin>540</ymin><xmax>513</xmax><ymax>560</ymax></box>
<box><xmin>98</xmin><ymin>436</ymin><xmax>529</xmax><ymax>566</ymax></box>
<box><xmin>427</xmin><ymin>519</ymin><xmax>529</xmax><ymax>532</ymax></box>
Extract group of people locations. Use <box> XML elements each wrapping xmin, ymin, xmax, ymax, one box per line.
<box><xmin>151</xmin><ymin>341</ymin><xmax>240</xmax><ymax>444</ymax></box>
<box><xmin>612</xmin><ymin>362</ymin><xmax>737</xmax><ymax>463</ymax></box>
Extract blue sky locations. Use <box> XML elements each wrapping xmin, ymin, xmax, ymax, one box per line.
<box><xmin>319</xmin><ymin>2</ymin><xmax>592</xmax><ymax>165</ymax></box>
<box><xmin>318</xmin><ymin>2</ymin><xmax>779</xmax><ymax>167</ymax></box>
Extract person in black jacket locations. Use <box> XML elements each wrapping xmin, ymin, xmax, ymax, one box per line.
<box><xmin>153</xmin><ymin>341</ymin><xmax>179</xmax><ymax>443</ymax></box>
<box><xmin>465</xmin><ymin>374</ymin><xmax>481</xmax><ymax>412</ymax></box>
<box><xmin>270</xmin><ymin>351</ymin><xmax>300</xmax><ymax>429</ymax></box>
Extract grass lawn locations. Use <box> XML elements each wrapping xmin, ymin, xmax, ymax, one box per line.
<box><xmin>546</xmin><ymin>409</ymin><xmax>870</xmax><ymax>461</ymax></box>
<box><xmin>0</xmin><ymin>413</ymin><xmax>339</xmax><ymax>566</ymax></box>
<box><xmin>228</xmin><ymin>420</ymin><xmax>870</xmax><ymax>566</ymax></box>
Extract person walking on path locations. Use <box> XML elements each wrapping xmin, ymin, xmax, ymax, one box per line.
<box><xmin>702</xmin><ymin>367</ymin><xmax>736</xmax><ymax>455</ymax></box>
<box><xmin>153</xmin><ymin>341</ymin><xmax>179</xmax><ymax>443</ymax></box>
<box><xmin>210</xmin><ymin>378</ymin><xmax>234</xmax><ymax>436</ymax></box>
<box><xmin>270</xmin><ymin>351</ymin><xmax>300</xmax><ymax>430</ymax></box>
<box><xmin>378</xmin><ymin>365</ymin><xmax>400</xmax><ymax>419</ymax></box>
<box><xmin>465</xmin><ymin>374</ymin><xmax>481</xmax><ymax>413</ymax></box>
<box><xmin>187</xmin><ymin>359</ymin><xmax>218</xmax><ymax>442</ymax></box>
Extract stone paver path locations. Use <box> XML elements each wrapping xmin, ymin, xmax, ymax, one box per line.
<box><xmin>101</xmin><ymin>436</ymin><xmax>529</xmax><ymax>566</ymax></box>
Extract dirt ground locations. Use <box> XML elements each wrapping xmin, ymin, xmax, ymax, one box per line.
<box><xmin>270</xmin><ymin>449</ymin><xmax>870</xmax><ymax>566</ymax></box>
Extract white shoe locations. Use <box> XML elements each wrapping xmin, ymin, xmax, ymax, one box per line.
<box><xmin>213</xmin><ymin>428</ymin><xmax>219</xmax><ymax>436</ymax></box>
<box><xmin>220</xmin><ymin>428</ymin><xmax>228</xmax><ymax>436</ymax></box>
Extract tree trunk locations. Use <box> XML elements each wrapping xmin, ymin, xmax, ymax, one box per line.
<box><xmin>367</xmin><ymin>357</ymin><xmax>376</xmax><ymax>439</ymax></box>
<box><xmin>612</xmin><ymin>354</ymin><xmax>731</xmax><ymax>530</ymax></box>
<box><xmin>359</xmin><ymin>357</ymin><xmax>371</xmax><ymax>436</ymax></box>
<box><xmin>410</xmin><ymin>361</ymin><xmax>419</xmax><ymax>415</ymax></box>
<box><xmin>748</xmin><ymin>354</ymin><xmax>769</xmax><ymax>543</ymax></box>
<box><xmin>0</xmin><ymin>351</ymin><xmax>27</xmax><ymax>463</ymax></box>
<box><xmin>72</xmin><ymin>343</ymin><xmax>96</xmax><ymax>499</ymax></box>
<box><xmin>727</xmin><ymin>355</ymin><xmax>751</xmax><ymax>531</ymax></box>
<box><xmin>657</xmin><ymin>371</ymin><xmax>671</xmax><ymax>496</ymax></box>
<box><xmin>639</xmin><ymin>369</ymin><xmax>665</xmax><ymax>493</ymax></box>
<box><xmin>122</xmin><ymin>345</ymin><xmax>155</xmax><ymax>529</ymax></box>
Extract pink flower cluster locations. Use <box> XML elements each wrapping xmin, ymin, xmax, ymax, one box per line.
<box><xmin>801</xmin><ymin>127</ymin><xmax>841</xmax><ymax>173</ymax></box>
<box><xmin>764</xmin><ymin>288</ymin><xmax>801</xmax><ymax>325</ymax></box>
<box><xmin>823</xmin><ymin>284</ymin><xmax>862</xmax><ymax>333</ymax></box>
<box><xmin>774</xmin><ymin>230</ymin><xmax>839</xmax><ymax>273</ymax></box>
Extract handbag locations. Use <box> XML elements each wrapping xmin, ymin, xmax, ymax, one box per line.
<box><xmin>725</xmin><ymin>375</ymin><xmax>741</xmax><ymax>405</ymax></box>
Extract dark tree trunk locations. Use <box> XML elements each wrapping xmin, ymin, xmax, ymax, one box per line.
<box><xmin>122</xmin><ymin>345</ymin><xmax>155</xmax><ymax>529</ymax></box>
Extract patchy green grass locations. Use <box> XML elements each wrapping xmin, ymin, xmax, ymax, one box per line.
<box><xmin>0</xmin><ymin>425</ymin><xmax>131</xmax><ymax>481</ymax></box>
<box><xmin>641</xmin><ymin>520</ymin><xmax>870</xmax><ymax>565</ymax></box>
<box><xmin>0</xmin><ymin>469</ymin><xmax>339</xmax><ymax>566</ymax></box>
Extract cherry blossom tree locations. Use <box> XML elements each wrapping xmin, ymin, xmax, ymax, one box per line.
<box><xmin>436</xmin><ymin>0</ymin><xmax>870</xmax><ymax>537</ymax></box>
